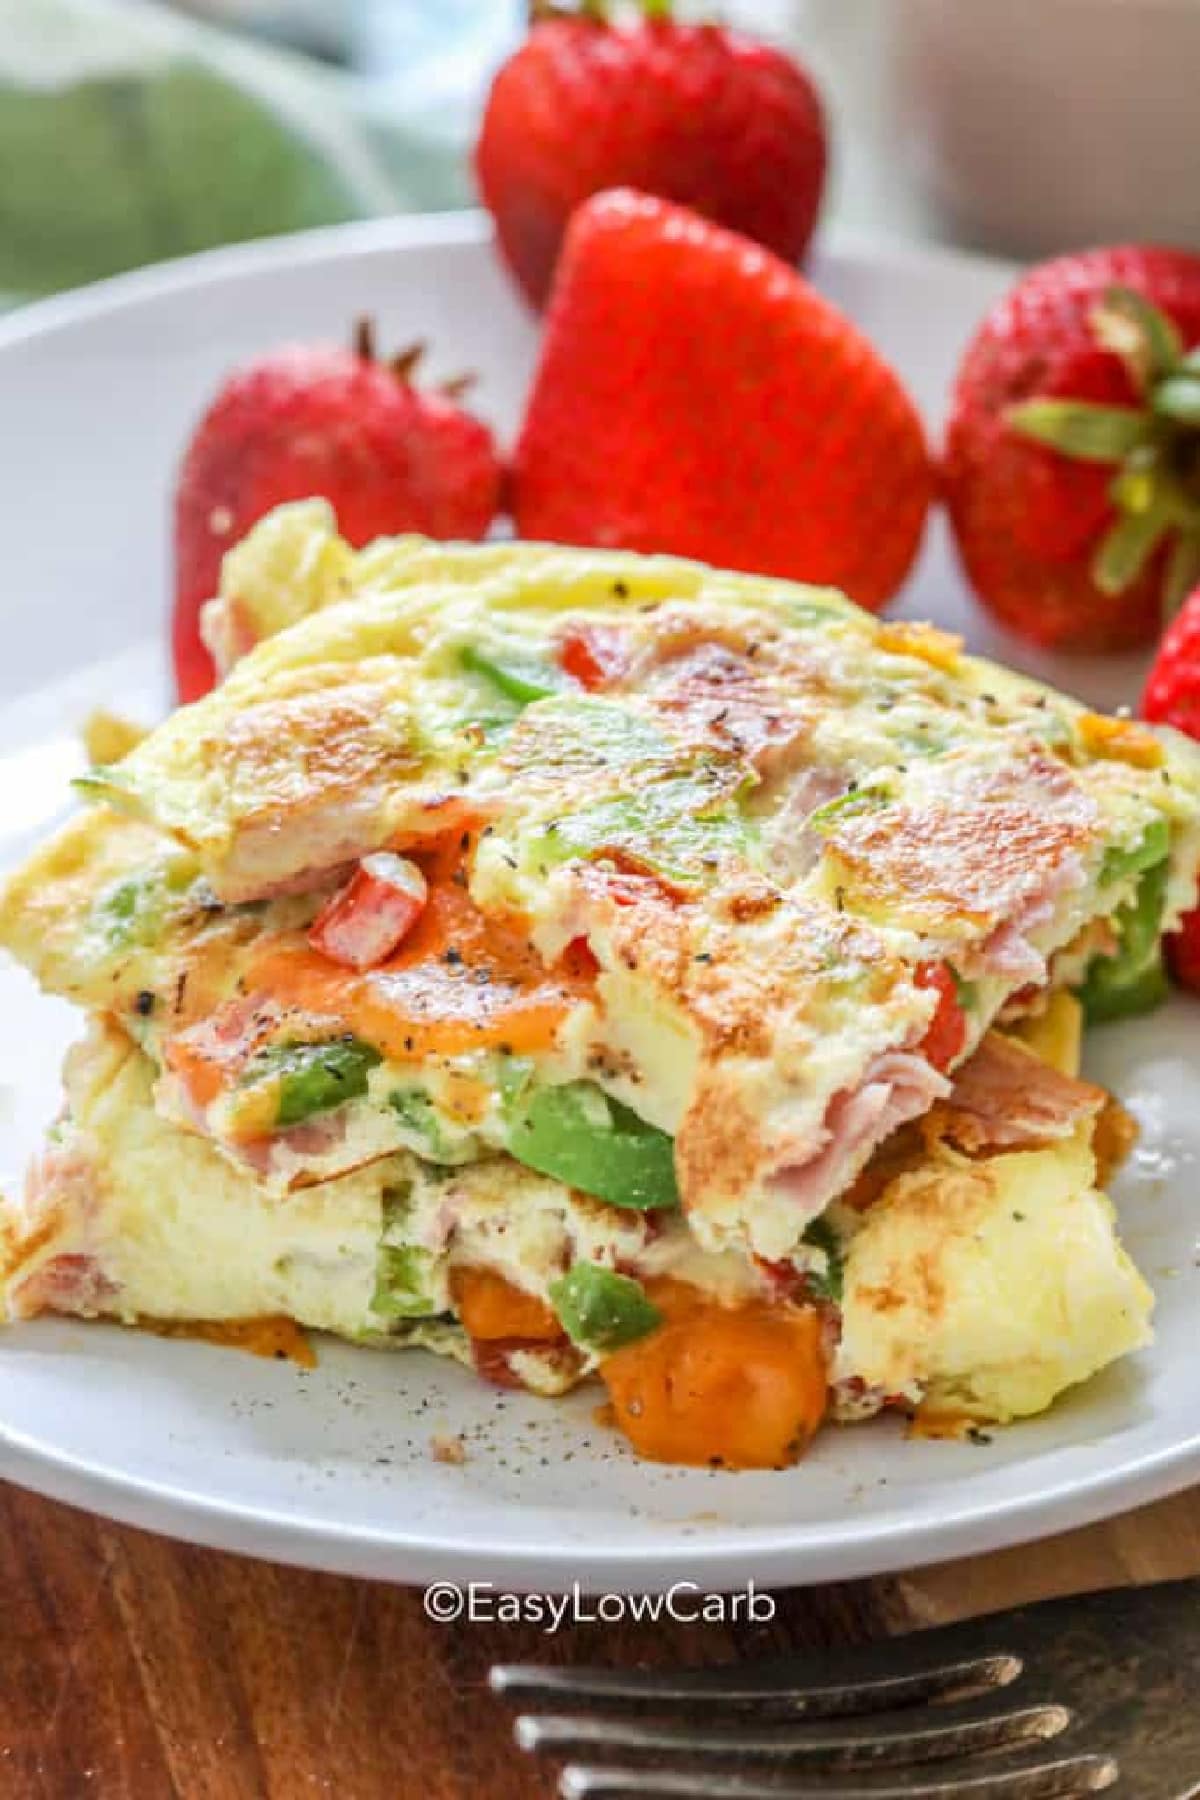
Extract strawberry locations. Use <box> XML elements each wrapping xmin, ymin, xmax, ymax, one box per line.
<box><xmin>944</xmin><ymin>247</ymin><xmax>1200</xmax><ymax>653</ymax></box>
<box><xmin>1166</xmin><ymin>909</ymin><xmax>1200</xmax><ymax>990</ymax></box>
<box><xmin>511</xmin><ymin>189</ymin><xmax>932</xmax><ymax>607</ymax></box>
<box><xmin>1144</xmin><ymin>585</ymin><xmax>1200</xmax><ymax>739</ymax></box>
<box><xmin>172</xmin><ymin>329</ymin><xmax>502</xmax><ymax>702</ymax></box>
<box><xmin>1143</xmin><ymin>586</ymin><xmax>1200</xmax><ymax>993</ymax></box>
<box><xmin>474</xmin><ymin>1</ymin><xmax>826</xmax><ymax>311</ymax></box>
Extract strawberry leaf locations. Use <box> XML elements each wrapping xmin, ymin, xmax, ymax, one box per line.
<box><xmin>1091</xmin><ymin>286</ymin><xmax>1183</xmax><ymax>392</ymax></box>
<box><xmin>1007</xmin><ymin>399</ymin><xmax>1153</xmax><ymax>462</ymax></box>
<box><xmin>1164</xmin><ymin>534</ymin><xmax>1200</xmax><ymax>618</ymax></box>
<box><xmin>1093</xmin><ymin>500</ymin><xmax>1174</xmax><ymax>596</ymax></box>
<box><xmin>1109</xmin><ymin>441</ymin><xmax>1165</xmax><ymax>516</ymax></box>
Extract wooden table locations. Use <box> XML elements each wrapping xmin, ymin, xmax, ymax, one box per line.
<box><xmin>2</xmin><ymin>1481</ymin><xmax>1197</xmax><ymax>1799</ymax></box>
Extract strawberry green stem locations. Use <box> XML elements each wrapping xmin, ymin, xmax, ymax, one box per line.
<box><xmin>1007</xmin><ymin>285</ymin><xmax>1200</xmax><ymax>624</ymax></box>
<box><xmin>1091</xmin><ymin>286</ymin><xmax>1182</xmax><ymax>393</ymax></box>
<box><xmin>529</xmin><ymin>0</ymin><xmax>605</xmax><ymax>22</ymax></box>
<box><xmin>528</xmin><ymin>0</ymin><xmax>674</xmax><ymax>22</ymax></box>
<box><xmin>1007</xmin><ymin>399</ymin><xmax>1151</xmax><ymax>461</ymax></box>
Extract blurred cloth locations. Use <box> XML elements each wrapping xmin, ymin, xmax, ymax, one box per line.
<box><xmin>0</xmin><ymin>0</ymin><xmax>492</xmax><ymax>306</ymax></box>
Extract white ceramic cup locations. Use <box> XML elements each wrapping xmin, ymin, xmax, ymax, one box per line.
<box><xmin>888</xmin><ymin>0</ymin><xmax>1200</xmax><ymax>258</ymax></box>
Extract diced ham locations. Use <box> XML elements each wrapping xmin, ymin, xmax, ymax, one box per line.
<box><xmin>974</xmin><ymin>850</ymin><xmax>1086</xmax><ymax>985</ymax></box>
<box><xmin>5</xmin><ymin>1143</ymin><xmax>117</xmax><ymax>1319</ymax></box>
<box><xmin>767</xmin><ymin>1052</ymin><xmax>951</xmax><ymax>1224</ymax></box>
<box><xmin>928</xmin><ymin>1031</ymin><xmax>1106</xmax><ymax>1155</ymax></box>
<box><xmin>10</xmin><ymin>1252</ymin><xmax>117</xmax><ymax>1319</ymax></box>
<box><xmin>234</xmin><ymin>1108</ymin><xmax>351</xmax><ymax>1179</ymax></box>
<box><xmin>976</xmin><ymin>922</ymin><xmax>1047</xmax><ymax>986</ymax></box>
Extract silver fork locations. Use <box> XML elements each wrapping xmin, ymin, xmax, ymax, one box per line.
<box><xmin>491</xmin><ymin>1577</ymin><xmax>1200</xmax><ymax>1799</ymax></box>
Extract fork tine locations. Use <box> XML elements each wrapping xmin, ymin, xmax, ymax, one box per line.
<box><xmin>557</xmin><ymin>1750</ymin><xmax>1118</xmax><ymax>1799</ymax></box>
<box><xmin>489</xmin><ymin>1655</ymin><xmax>1020</xmax><ymax>1719</ymax></box>
<box><xmin>516</xmin><ymin>1696</ymin><xmax>1070</xmax><ymax>1769</ymax></box>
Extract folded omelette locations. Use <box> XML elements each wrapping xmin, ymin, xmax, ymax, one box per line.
<box><xmin>2</xmin><ymin>502</ymin><xmax>1196</xmax><ymax>1468</ymax></box>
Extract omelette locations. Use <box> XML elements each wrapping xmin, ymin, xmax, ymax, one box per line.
<box><xmin>0</xmin><ymin>503</ymin><xmax>1196</xmax><ymax>1469</ymax></box>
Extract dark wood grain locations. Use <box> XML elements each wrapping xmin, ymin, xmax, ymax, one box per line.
<box><xmin>0</xmin><ymin>1479</ymin><xmax>1195</xmax><ymax>1799</ymax></box>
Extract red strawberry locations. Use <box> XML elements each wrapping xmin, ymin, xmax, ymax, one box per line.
<box><xmin>944</xmin><ymin>246</ymin><xmax>1200</xmax><ymax>653</ymax></box>
<box><xmin>1144</xmin><ymin>586</ymin><xmax>1200</xmax><ymax>739</ymax></box>
<box><xmin>1143</xmin><ymin>586</ymin><xmax>1200</xmax><ymax>992</ymax></box>
<box><xmin>1167</xmin><ymin>908</ymin><xmax>1200</xmax><ymax>991</ymax></box>
<box><xmin>474</xmin><ymin>2</ymin><xmax>826</xmax><ymax>311</ymax></box>
<box><xmin>172</xmin><ymin>329</ymin><xmax>502</xmax><ymax>702</ymax></box>
<box><xmin>511</xmin><ymin>189</ymin><xmax>932</xmax><ymax>608</ymax></box>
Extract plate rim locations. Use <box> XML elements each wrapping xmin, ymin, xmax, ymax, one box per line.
<box><xmin>2</xmin><ymin>1362</ymin><xmax>1197</xmax><ymax>1590</ymax></box>
<box><xmin>0</xmin><ymin>209</ymin><xmax>1018</xmax><ymax>355</ymax></box>
<box><xmin>3</xmin><ymin>213</ymin><xmax>1194</xmax><ymax>1592</ymax></box>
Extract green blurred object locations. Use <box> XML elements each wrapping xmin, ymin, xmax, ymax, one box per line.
<box><xmin>0</xmin><ymin>0</ymin><xmax>473</xmax><ymax>305</ymax></box>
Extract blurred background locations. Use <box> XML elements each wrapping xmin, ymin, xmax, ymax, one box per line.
<box><xmin>5</xmin><ymin>0</ymin><xmax>1198</xmax><ymax>309</ymax></box>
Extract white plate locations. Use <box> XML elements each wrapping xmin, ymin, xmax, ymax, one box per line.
<box><xmin>0</xmin><ymin>215</ymin><xmax>1196</xmax><ymax>1593</ymax></box>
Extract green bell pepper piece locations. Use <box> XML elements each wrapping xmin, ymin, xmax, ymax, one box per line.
<box><xmin>1099</xmin><ymin>818</ymin><xmax>1170</xmax><ymax>886</ymax></box>
<box><xmin>1081</xmin><ymin>957</ymin><xmax>1170</xmax><ymax>1024</ymax></box>
<box><xmin>801</xmin><ymin>1217</ymin><xmax>844</xmax><ymax>1304</ymax></box>
<box><xmin>96</xmin><ymin>874</ymin><xmax>163</xmax><ymax>949</ymax></box>
<box><xmin>528</xmin><ymin>773</ymin><xmax>753</xmax><ymax>888</ymax></box>
<box><xmin>1079</xmin><ymin>858</ymin><xmax>1171</xmax><ymax>1024</ymax></box>
<box><xmin>460</xmin><ymin>643</ymin><xmax>565</xmax><ymax>706</ymax></box>
<box><xmin>549</xmin><ymin>1262</ymin><xmax>663</xmax><ymax>1353</ymax></box>
<box><xmin>807</xmin><ymin>787</ymin><xmax>891</xmax><ymax>833</ymax></box>
<box><xmin>242</xmin><ymin>1037</ymin><xmax>382</xmax><ymax>1128</ymax></box>
<box><xmin>948</xmin><ymin>967</ymin><xmax>980</xmax><ymax>1013</ymax></box>
<box><xmin>503</xmin><ymin>1081</ymin><xmax>680</xmax><ymax>1211</ymax></box>
<box><xmin>372</xmin><ymin>1245</ymin><xmax>440</xmax><ymax>1320</ymax></box>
